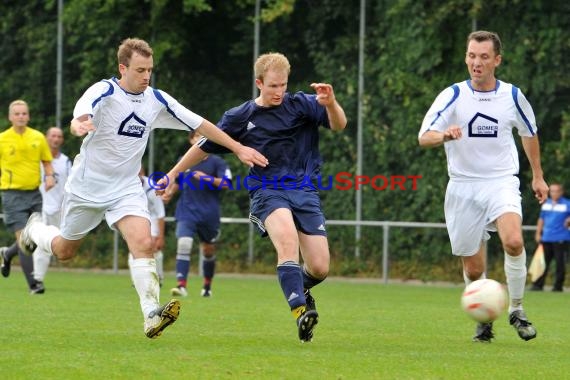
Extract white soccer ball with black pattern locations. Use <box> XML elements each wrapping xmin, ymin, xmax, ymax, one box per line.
<box><xmin>461</xmin><ymin>279</ymin><xmax>507</xmax><ymax>323</ymax></box>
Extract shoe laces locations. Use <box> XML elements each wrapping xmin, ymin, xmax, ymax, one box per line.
<box><xmin>510</xmin><ymin>311</ymin><xmax>532</xmax><ymax>327</ymax></box>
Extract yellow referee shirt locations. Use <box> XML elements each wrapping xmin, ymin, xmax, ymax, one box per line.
<box><xmin>0</xmin><ymin>127</ymin><xmax>53</xmax><ymax>190</ymax></box>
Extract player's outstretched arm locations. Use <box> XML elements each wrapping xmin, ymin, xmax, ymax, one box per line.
<box><xmin>197</xmin><ymin>120</ymin><xmax>268</xmax><ymax>168</ymax></box>
<box><xmin>156</xmin><ymin>144</ymin><xmax>208</xmax><ymax>197</ymax></box>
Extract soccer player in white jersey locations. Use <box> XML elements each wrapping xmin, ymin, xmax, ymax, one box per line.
<box><xmin>418</xmin><ymin>31</ymin><xmax>549</xmax><ymax>343</ymax></box>
<box><xmin>33</xmin><ymin>127</ymin><xmax>72</xmax><ymax>290</ymax></box>
<box><xmin>18</xmin><ymin>38</ymin><xmax>268</xmax><ymax>339</ymax></box>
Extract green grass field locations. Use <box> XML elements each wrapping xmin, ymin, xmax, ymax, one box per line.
<box><xmin>0</xmin><ymin>270</ymin><xmax>568</xmax><ymax>380</ymax></box>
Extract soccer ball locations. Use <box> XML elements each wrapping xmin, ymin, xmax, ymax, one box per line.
<box><xmin>461</xmin><ymin>279</ymin><xmax>507</xmax><ymax>323</ymax></box>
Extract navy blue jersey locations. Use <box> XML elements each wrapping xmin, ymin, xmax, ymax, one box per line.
<box><xmin>174</xmin><ymin>155</ymin><xmax>231</xmax><ymax>222</ymax></box>
<box><xmin>200</xmin><ymin>92</ymin><xmax>330</xmax><ymax>190</ymax></box>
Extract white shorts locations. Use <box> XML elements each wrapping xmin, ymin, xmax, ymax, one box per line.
<box><xmin>444</xmin><ymin>176</ymin><xmax>522</xmax><ymax>256</ymax></box>
<box><xmin>59</xmin><ymin>190</ymin><xmax>150</xmax><ymax>240</ymax></box>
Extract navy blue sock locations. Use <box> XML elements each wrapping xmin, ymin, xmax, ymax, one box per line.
<box><xmin>175</xmin><ymin>258</ymin><xmax>190</xmax><ymax>287</ymax></box>
<box><xmin>302</xmin><ymin>266</ymin><xmax>325</xmax><ymax>290</ymax></box>
<box><xmin>202</xmin><ymin>255</ymin><xmax>216</xmax><ymax>279</ymax></box>
<box><xmin>277</xmin><ymin>261</ymin><xmax>306</xmax><ymax>309</ymax></box>
<box><xmin>202</xmin><ymin>256</ymin><xmax>216</xmax><ymax>290</ymax></box>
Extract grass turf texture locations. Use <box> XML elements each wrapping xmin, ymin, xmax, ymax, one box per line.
<box><xmin>1</xmin><ymin>271</ymin><xmax>568</xmax><ymax>379</ymax></box>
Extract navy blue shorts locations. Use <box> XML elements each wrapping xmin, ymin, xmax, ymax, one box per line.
<box><xmin>176</xmin><ymin>218</ymin><xmax>220</xmax><ymax>243</ymax></box>
<box><xmin>249</xmin><ymin>188</ymin><xmax>327</xmax><ymax>237</ymax></box>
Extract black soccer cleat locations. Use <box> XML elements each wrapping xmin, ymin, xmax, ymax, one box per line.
<box><xmin>509</xmin><ymin>310</ymin><xmax>537</xmax><ymax>341</ymax></box>
<box><xmin>472</xmin><ymin>322</ymin><xmax>494</xmax><ymax>343</ymax></box>
<box><xmin>297</xmin><ymin>309</ymin><xmax>319</xmax><ymax>342</ymax></box>
<box><xmin>1</xmin><ymin>247</ymin><xmax>11</xmax><ymax>278</ymax></box>
<box><xmin>304</xmin><ymin>289</ymin><xmax>317</xmax><ymax>312</ymax></box>
<box><xmin>30</xmin><ymin>281</ymin><xmax>45</xmax><ymax>295</ymax></box>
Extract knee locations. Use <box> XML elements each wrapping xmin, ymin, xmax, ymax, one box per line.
<box><xmin>502</xmin><ymin>236</ymin><xmax>524</xmax><ymax>255</ymax></box>
<box><xmin>131</xmin><ymin>235</ymin><xmax>154</xmax><ymax>257</ymax></box>
<box><xmin>202</xmin><ymin>243</ymin><xmax>215</xmax><ymax>258</ymax></box>
<box><xmin>56</xmin><ymin>246</ymin><xmax>77</xmax><ymax>262</ymax></box>
<box><xmin>306</xmin><ymin>260</ymin><xmax>329</xmax><ymax>280</ymax></box>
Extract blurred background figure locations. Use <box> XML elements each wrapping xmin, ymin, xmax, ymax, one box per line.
<box><xmin>0</xmin><ymin>100</ymin><xmax>54</xmax><ymax>294</ymax></box>
<box><xmin>164</xmin><ymin>131</ymin><xmax>232</xmax><ymax>298</ymax></box>
<box><xmin>531</xmin><ymin>183</ymin><xmax>570</xmax><ymax>292</ymax></box>
<box><xmin>32</xmin><ymin>127</ymin><xmax>72</xmax><ymax>288</ymax></box>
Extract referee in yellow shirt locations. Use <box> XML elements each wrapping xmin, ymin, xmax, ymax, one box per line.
<box><xmin>0</xmin><ymin>99</ymin><xmax>55</xmax><ymax>294</ymax></box>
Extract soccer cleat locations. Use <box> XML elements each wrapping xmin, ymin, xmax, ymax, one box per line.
<box><xmin>18</xmin><ymin>212</ymin><xmax>42</xmax><ymax>256</ymax></box>
<box><xmin>509</xmin><ymin>310</ymin><xmax>537</xmax><ymax>341</ymax></box>
<box><xmin>297</xmin><ymin>309</ymin><xmax>319</xmax><ymax>342</ymax></box>
<box><xmin>200</xmin><ymin>288</ymin><xmax>212</xmax><ymax>297</ymax></box>
<box><xmin>144</xmin><ymin>299</ymin><xmax>181</xmax><ymax>339</ymax></box>
<box><xmin>30</xmin><ymin>281</ymin><xmax>45</xmax><ymax>295</ymax></box>
<box><xmin>1</xmin><ymin>247</ymin><xmax>11</xmax><ymax>278</ymax></box>
<box><xmin>304</xmin><ymin>289</ymin><xmax>317</xmax><ymax>312</ymax></box>
<box><xmin>170</xmin><ymin>286</ymin><xmax>188</xmax><ymax>297</ymax></box>
<box><xmin>472</xmin><ymin>322</ymin><xmax>494</xmax><ymax>342</ymax></box>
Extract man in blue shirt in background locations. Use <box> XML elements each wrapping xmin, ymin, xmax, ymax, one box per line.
<box><xmin>164</xmin><ymin>131</ymin><xmax>232</xmax><ymax>298</ymax></box>
<box><xmin>531</xmin><ymin>183</ymin><xmax>570</xmax><ymax>292</ymax></box>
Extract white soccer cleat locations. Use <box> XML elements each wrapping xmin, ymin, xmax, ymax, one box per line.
<box><xmin>144</xmin><ymin>299</ymin><xmax>181</xmax><ymax>339</ymax></box>
<box><xmin>18</xmin><ymin>212</ymin><xmax>42</xmax><ymax>256</ymax></box>
<box><xmin>170</xmin><ymin>286</ymin><xmax>188</xmax><ymax>297</ymax></box>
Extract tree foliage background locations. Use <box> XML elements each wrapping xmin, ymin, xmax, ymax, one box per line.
<box><xmin>1</xmin><ymin>0</ymin><xmax>569</xmax><ymax>281</ymax></box>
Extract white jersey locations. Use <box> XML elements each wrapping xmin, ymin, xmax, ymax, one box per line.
<box><xmin>419</xmin><ymin>80</ymin><xmax>537</xmax><ymax>180</ymax></box>
<box><xmin>40</xmin><ymin>152</ymin><xmax>72</xmax><ymax>215</ymax></box>
<box><xmin>67</xmin><ymin>77</ymin><xmax>204</xmax><ymax>202</ymax></box>
<box><xmin>142</xmin><ymin>176</ymin><xmax>165</xmax><ymax>237</ymax></box>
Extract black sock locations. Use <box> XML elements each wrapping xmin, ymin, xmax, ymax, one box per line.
<box><xmin>4</xmin><ymin>242</ymin><xmax>19</xmax><ymax>261</ymax></box>
<box><xmin>302</xmin><ymin>266</ymin><xmax>324</xmax><ymax>290</ymax></box>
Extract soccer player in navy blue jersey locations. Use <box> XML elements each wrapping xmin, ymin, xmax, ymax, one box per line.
<box><xmin>164</xmin><ymin>131</ymin><xmax>232</xmax><ymax>298</ymax></box>
<box><xmin>159</xmin><ymin>52</ymin><xmax>347</xmax><ymax>342</ymax></box>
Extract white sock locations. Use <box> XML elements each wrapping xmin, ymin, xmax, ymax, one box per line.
<box><xmin>29</xmin><ymin>222</ymin><xmax>59</xmax><ymax>256</ymax></box>
<box><xmin>154</xmin><ymin>250</ymin><xmax>164</xmax><ymax>282</ymax></box>
<box><xmin>32</xmin><ymin>247</ymin><xmax>51</xmax><ymax>282</ymax></box>
<box><xmin>463</xmin><ymin>270</ymin><xmax>485</xmax><ymax>286</ymax></box>
<box><xmin>130</xmin><ymin>258</ymin><xmax>160</xmax><ymax>317</ymax></box>
<box><xmin>505</xmin><ymin>249</ymin><xmax>527</xmax><ymax>312</ymax></box>
<box><xmin>127</xmin><ymin>253</ymin><xmax>136</xmax><ymax>284</ymax></box>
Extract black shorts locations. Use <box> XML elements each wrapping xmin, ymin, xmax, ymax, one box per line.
<box><xmin>1</xmin><ymin>189</ymin><xmax>43</xmax><ymax>232</ymax></box>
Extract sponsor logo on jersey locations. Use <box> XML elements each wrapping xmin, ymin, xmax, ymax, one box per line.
<box><xmin>468</xmin><ymin>112</ymin><xmax>498</xmax><ymax>137</ymax></box>
<box><xmin>118</xmin><ymin>112</ymin><xmax>147</xmax><ymax>138</ymax></box>
<box><xmin>246</xmin><ymin>121</ymin><xmax>256</xmax><ymax>130</ymax></box>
